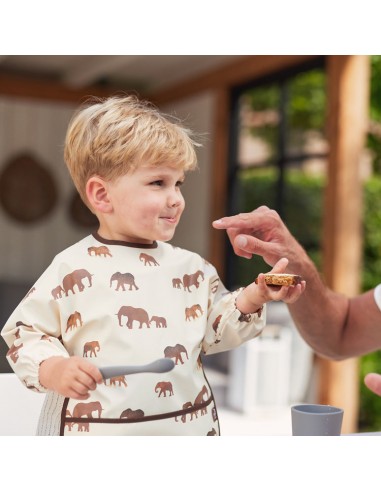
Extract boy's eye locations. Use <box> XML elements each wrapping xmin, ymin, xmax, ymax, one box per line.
<box><xmin>176</xmin><ymin>181</ymin><xmax>184</xmax><ymax>187</ymax></box>
<box><xmin>150</xmin><ymin>180</ymin><xmax>163</xmax><ymax>186</ymax></box>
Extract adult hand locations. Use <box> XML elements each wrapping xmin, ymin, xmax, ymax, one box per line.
<box><xmin>212</xmin><ymin>206</ymin><xmax>305</xmax><ymax>268</ymax></box>
<box><xmin>364</xmin><ymin>373</ymin><xmax>381</xmax><ymax>397</ymax></box>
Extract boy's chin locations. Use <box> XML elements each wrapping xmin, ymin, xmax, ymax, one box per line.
<box><xmin>157</xmin><ymin>232</ymin><xmax>176</xmax><ymax>243</ymax></box>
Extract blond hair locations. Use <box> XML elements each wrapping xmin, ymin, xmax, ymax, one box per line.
<box><xmin>64</xmin><ymin>94</ymin><xmax>199</xmax><ymax>204</ymax></box>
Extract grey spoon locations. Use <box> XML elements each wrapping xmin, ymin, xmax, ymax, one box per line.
<box><xmin>99</xmin><ymin>358</ymin><xmax>175</xmax><ymax>380</ymax></box>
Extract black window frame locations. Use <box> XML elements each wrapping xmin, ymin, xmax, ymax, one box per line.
<box><xmin>225</xmin><ymin>56</ymin><xmax>327</xmax><ymax>289</ymax></box>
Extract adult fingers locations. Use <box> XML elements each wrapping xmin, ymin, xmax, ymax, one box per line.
<box><xmin>212</xmin><ymin>207</ymin><xmax>272</xmax><ymax>230</ymax></box>
<box><xmin>233</xmin><ymin>234</ymin><xmax>279</xmax><ymax>264</ymax></box>
<box><xmin>364</xmin><ymin>373</ymin><xmax>381</xmax><ymax>397</ymax></box>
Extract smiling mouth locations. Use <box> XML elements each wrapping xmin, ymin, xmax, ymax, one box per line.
<box><xmin>160</xmin><ymin>217</ymin><xmax>177</xmax><ymax>223</ymax></box>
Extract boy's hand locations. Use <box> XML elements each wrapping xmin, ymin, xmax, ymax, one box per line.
<box><xmin>236</xmin><ymin>258</ymin><xmax>306</xmax><ymax>314</ymax></box>
<box><xmin>39</xmin><ymin>355</ymin><xmax>103</xmax><ymax>400</ymax></box>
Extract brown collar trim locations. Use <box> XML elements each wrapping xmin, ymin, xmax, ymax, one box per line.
<box><xmin>92</xmin><ymin>232</ymin><xmax>158</xmax><ymax>249</ymax></box>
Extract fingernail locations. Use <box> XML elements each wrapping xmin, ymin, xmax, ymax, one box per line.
<box><xmin>236</xmin><ymin>236</ymin><xmax>247</xmax><ymax>248</ymax></box>
<box><xmin>213</xmin><ymin>219</ymin><xmax>223</xmax><ymax>225</ymax></box>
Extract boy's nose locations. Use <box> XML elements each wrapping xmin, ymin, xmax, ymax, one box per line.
<box><xmin>168</xmin><ymin>191</ymin><xmax>182</xmax><ymax>207</ymax></box>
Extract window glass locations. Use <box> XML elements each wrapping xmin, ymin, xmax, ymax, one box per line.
<box><xmin>238</xmin><ymin>85</ymin><xmax>280</xmax><ymax>167</ymax></box>
<box><xmin>227</xmin><ymin>65</ymin><xmax>327</xmax><ymax>289</ymax></box>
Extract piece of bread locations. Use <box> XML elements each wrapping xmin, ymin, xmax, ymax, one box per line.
<box><xmin>254</xmin><ymin>273</ymin><xmax>302</xmax><ymax>286</ymax></box>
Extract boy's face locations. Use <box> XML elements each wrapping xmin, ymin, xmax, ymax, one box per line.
<box><xmin>102</xmin><ymin>165</ymin><xmax>186</xmax><ymax>244</ymax></box>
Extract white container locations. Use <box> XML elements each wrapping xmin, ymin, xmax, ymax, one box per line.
<box><xmin>226</xmin><ymin>324</ymin><xmax>292</xmax><ymax>413</ymax></box>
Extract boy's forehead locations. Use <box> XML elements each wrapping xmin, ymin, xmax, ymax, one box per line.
<box><xmin>139</xmin><ymin>165</ymin><xmax>185</xmax><ymax>177</ymax></box>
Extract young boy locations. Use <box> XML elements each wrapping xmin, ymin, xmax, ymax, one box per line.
<box><xmin>1</xmin><ymin>95</ymin><xmax>305</xmax><ymax>435</ymax></box>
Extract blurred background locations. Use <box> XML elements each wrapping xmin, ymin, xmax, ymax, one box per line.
<box><xmin>0</xmin><ymin>54</ymin><xmax>380</xmax><ymax>435</ymax></box>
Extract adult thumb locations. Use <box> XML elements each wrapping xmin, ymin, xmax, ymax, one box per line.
<box><xmin>364</xmin><ymin>373</ymin><xmax>381</xmax><ymax>397</ymax></box>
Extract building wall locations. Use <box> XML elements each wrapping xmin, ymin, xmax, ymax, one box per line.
<box><xmin>0</xmin><ymin>92</ymin><xmax>216</xmax><ymax>286</ymax></box>
<box><xmin>0</xmin><ymin>96</ymin><xmax>85</xmax><ymax>285</ymax></box>
<box><xmin>161</xmin><ymin>91</ymin><xmax>216</xmax><ymax>259</ymax></box>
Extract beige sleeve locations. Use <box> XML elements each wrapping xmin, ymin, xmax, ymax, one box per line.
<box><xmin>201</xmin><ymin>266</ymin><xmax>266</xmax><ymax>355</ymax></box>
<box><xmin>1</xmin><ymin>262</ymin><xmax>70</xmax><ymax>392</ymax></box>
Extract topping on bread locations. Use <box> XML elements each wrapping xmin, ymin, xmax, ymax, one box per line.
<box><xmin>254</xmin><ymin>273</ymin><xmax>302</xmax><ymax>286</ymax></box>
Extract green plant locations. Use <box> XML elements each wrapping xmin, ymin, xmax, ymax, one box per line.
<box><xmin>358</xmin><ymin>176</ymin><xmax>381</xmax><ymax>431</ymax></box>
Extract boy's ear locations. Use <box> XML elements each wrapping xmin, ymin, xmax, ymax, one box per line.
<box><xmin>86</xmin><ymin>176</ymin><xmax>113</xmax><ymax>214</ymax></box>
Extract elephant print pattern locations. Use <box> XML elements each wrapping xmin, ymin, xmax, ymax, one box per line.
<box><xmin>110</xmin><ymin>272</ymin><xmax>139</xmax><ymax>291</ymax></box>
<box><xmin>155</xmin><ymin>381</ymin><xmax>174</xmax><ymax>397</ymax></box>
<box><xmin>73</xmin><ymin>401</ymin><xmax>103</xmax><ymax>418</ymax></box>
<box><xmin>150</xmin><ymin>316</ymin><xmax>167</xmax><ymax>328</ymax></box>
<box><xmin>164</xmin><ymin>344</ymin><xmax>188</xmax><ymax>365</ymax></box>
<box><xmin>83</xmin><ymin>341</ymin><xmax>100</xmax><ymax>357</ymax></box>
<box><xmin>182</xmin><ymin>270</ymin><xmax>204</xmax><ymax>292</ymax></box>
<box><xmin>117</xmin><ymin>306</ymin><xmax>150</xmax><ymax>329</ymax></box>
<box><xmin>185</xmin><ymin>304</ymin><xmax>203</xmax><ymax>321</ymax></box>
<box><xmin>139</xmin><ymin>253</ymin><xmax>159</xmax><ymax>266</ymax></box>
<box><xmin>1</xmin><ymin>233</ymin><xmax>266</xmax><ymax>435</ymax></box>
<box><xmin>88</xmin><ymin>246</ymin><xmax>112</xmax><ymax>257</ymax></box>
<box><xmin>62</xmin><ymin>269</ymin><xmax>93</xmax><ymax>296</ymax></box>
<box><xmin>66</xmin><ymin>312</ymin><xmax>83</xmax><ymax>332</ymax></box>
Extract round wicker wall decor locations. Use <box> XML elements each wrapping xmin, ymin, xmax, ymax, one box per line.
<box><xmin>0</xmin><ymin>153</ymin><xmax>57</xmax><ymax>223</ymax></box>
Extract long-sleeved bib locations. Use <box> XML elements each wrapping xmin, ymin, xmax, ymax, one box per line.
<box><xmin>1</xmin><ymin>233</ymin><xmax>266</xmax><ymax>435</ymax></box>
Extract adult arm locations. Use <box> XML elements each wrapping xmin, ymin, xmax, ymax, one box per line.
<box><xmin>213</xmin><ymin>206</ymin><xmax>381</xmax><ymax>359</ymax></box>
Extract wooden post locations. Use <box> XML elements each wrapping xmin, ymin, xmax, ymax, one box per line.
<box><xmin>318</xmin><ymin>55</ymin><xmax>370</xmax><ymax>433</ymax></box>
<box><xmin>210</xmin><ymin>88</ymin><xmax>231</xmax><ymax>280</ymax></box>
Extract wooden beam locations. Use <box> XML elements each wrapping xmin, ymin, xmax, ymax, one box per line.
<box><xmin>0</xmin><ymin>73</ymin><xmax>122</xmax><ymax>104</ymax></box>
<box><xmin>151</xmin><ymin>55</ymin><xmax>320</xmax><ymax>105</ymax></box>
<box><xmin>318</xmin><ymin>55</ymin><xmax>370</xmax><ymax>434</ymax></box>
<box><xmin>0</xmin><ymin>56</ymin><xmax>320</xmax><ymax>107</ymax></box>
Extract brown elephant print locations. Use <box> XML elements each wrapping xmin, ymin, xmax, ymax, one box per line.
<box><xmin>172</xmin><ymin>277</ymin><xmax>182</xmax><ymax>289</ymax></box>
<box><xmin>66</xmin><ymin>311</ymin><xmax>83</xmax><ymax>332</ymax></box>
<box><xmin>61</xmin><ymin>269</ymin><xmax>93</xmax><ymax>296</ymax></box>
<box><xmin>164</xmin><ymin>344</ymin><xmax>188</xmax><ymax>365</ymax></box>
<box><xmin>83</xmin><ymin>340</ymin><xmax>100</xmax><ymax>357</ymax></box>
<box><xmin>194</xmin><ymin>385</ymin><xmax>209</xmax><ymax>415</ymax></box>
<box><xmin>175</xmin><ymin>402</ymin><xmax>197</xmax><ymax>423</ymax></box>
<box><xmin>155</xmin><ymin>381</ymin><xmax>174</xmax><ymax>397</ymax></box>
<box><xmin>7</xmin><ymin>341</ymin><xmax>23</xmax><ymax>363</ymax></box>
<box><xmin>182</xmin><ymin>270</ymin><xmax>204</xmax><ymax>292</ymax></box>
<box><xmin>120</xmin><ymin>408</ymin><xmax>144</xmax><ymax>419</ymax></box>
<box><xmin>87</xmin><ymin>246</ymin><xmax>112</xmax><ymax>257</ymax></box>
<box><xmin>185</xmin><ymin>304</ymin><xmax>203</xmax><ymax>321</ymax></box>
<box><xmin>210</xmin><ymin>278</ymin><xmax>219</xmax><ymax>294</ymax></box>
<box><xmin>117</xmin><ymin>305</ymin><xmax>150</xmax><ymax>329</ymax></box>
<box><xmin>65</xmin><ymin>409</ymin><xmax>90</xmax><ymax>432</ymax></box>
<box><xmin>51</xmin><ymin>285</ymin><xmax>64</xmax><ymax>299</ymax></box>
<box><xmin>212</xmin><ymin>314</ymin><xmax>223</xmax><ymax>344</ymax></box>
<box><xmin>72</xmin><ymin>401</ymin><xmax>103</xmax><ymax>418</ymax></box>
<box><xmin>110</xmin><ymin>272</ymin><xmax>139</xmax><ymax>291</ymax></box>
<box><xmin>109</xmin><ymin>376</ymin><xmax>127</xmax><ymax>387</ymax></box>
<box><xmin>175</xmin><ymin>386</ymin><xmax>210</xmax><ymax>423</ymax></box>
<box><xmin>139</xmin><ymin>253</ymin><xmax>159</xmax><ymax>266</ymax></box>
<box><xmin>150</xmin><ymin>316</ymin><xmax>167</xmax><ymax>328</ymax></box>
<box><xmin>207</xmin><ymin>428</ymin><xmax>217</xmax><ymax>436</ymax></box>
<box><xmin>15</xmin><ymin>321</ymin><xmax>34</xmax><ymax>336</ymax></box>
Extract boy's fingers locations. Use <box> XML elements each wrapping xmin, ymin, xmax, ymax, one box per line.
<box><xmin>78</xmin><ymin>360</ymin><xmax>103</xmax><ymax>385</ymax></box>
<box><xmin>269</xmin><ymin>257</ymin><xmax>289</xmax><ymax>273</ymax></box>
